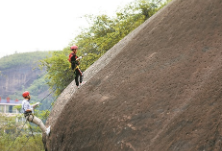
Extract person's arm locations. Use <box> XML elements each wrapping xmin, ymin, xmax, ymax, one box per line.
<box><xmin>32</xmin><ymin>102</ymin><xmax>40</xmax><ymax>109</ymax></box>
<box><xmin>76</xmin><ymin>56</ymin><xmax>82</xmax><ymax>61</ymax></box>
<box><xmin>68</xmin><ymin>53</ymin><xmax>73</xmax><ymax>62</ymax></box>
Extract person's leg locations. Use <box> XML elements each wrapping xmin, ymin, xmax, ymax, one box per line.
<box><xmin>75</xmin><ymin>70</ymin><xmax>80</xmax><ymax>86</ymax></box>
<box><xmin>26</xmin><ymin>114</ymin><xmax>47</xmax><ymax>133</ymax></box>
<box><xmin>79</xmin><ymin>69</ymin><xmax>83</xmax><ymax>84</ymax></box>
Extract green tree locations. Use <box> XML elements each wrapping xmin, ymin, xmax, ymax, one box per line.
<box><xmin>39</xmin><ymin>48</ymin><xmax>74</xmax><ymax>96</ymax></box>
<box><xmin>0</xmin><ymin>114</ymin><xmax>45</xmax><ymax>151</ymax></box>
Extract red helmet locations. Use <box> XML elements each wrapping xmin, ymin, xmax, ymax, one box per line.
<box><xmin>22</xmin><ymin>91</ymin><xmax>30</xmax><ymax>98</ymax></box>
<box><xmin>70</xmin><ymin>45</ymin><xmax>78</xmax><ymax>50</ymax></box>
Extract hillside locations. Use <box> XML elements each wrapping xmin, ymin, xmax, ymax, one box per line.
<box><xmin>45</xmin><ymin>0</ymin><xmax>222</xmax><ymax>150</ymax></box>
<box><xmin>0</xmin><ymin>51</ymin><xmax>53</xmax><ymax>106</ymax></box>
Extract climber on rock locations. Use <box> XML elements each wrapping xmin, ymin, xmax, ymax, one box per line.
<box><xmin>68</xmin><ymin>45</ymin><xmax>84</xmax><ymax>89</ymax></box>
<box><xmin>22</xmin><ymin>91</ymin><xmax>50</xmax><ymax>136</ymax></box>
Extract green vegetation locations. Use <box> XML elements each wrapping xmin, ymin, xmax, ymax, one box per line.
<box><xmin>0</xmin><ymin>51</ymin><xmax>52</xmax><ymax>70</ymax></box>
<box><xmin>0</xmin><ymin>113</ymin><xmax>45</xmax><ymax>151</ymax></box>
<box><xmin>0</xmin><ymin>51</ymin><xmax>55</xmax><ymax>111</ymax></box>
<box><xmin>39</xmin><ymin>48</ymin><xmax>74</xmax><ymax>97</ymax></box>
<box><xmin>40</xmin><ymin>0</ymin><xmax>171</xmax><ymax>97</ymax></box>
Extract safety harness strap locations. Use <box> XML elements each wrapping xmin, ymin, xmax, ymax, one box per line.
<box><xmin>24</xmin><ymin>112</ymin><xmax>34</xmax><ymax>122</ymax></box>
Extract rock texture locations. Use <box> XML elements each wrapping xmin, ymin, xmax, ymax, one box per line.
<box><xmin>46</xmin><ymin>0</ymin><xmax>222</xmax><ymax>150</ymax></box>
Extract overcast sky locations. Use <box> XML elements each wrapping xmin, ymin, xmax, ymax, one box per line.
<box><xmin>0</xmin><ymin>0</ymin><xmax>134</xmax><ymax>59</ymax></box>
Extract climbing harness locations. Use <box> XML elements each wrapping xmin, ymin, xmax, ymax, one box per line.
<box><xmin>24</xmin><ymin>112</ymin><xmax>34</xmax><ymax>122</ymax></box>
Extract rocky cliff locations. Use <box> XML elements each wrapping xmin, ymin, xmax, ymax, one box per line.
<box><xmin>0</xmin><ymin>66</ymin><xmax>44</xmax><ymax>98</ymax></box>
<box><xmin>0</xmin><ymin>51</ymin><xmax>49</xmax><ymax>99</ymax></box>
<box><xmin>45</xmin><ymin>0</ymin><xmax>222</xmax><ymax>150</ymax></box>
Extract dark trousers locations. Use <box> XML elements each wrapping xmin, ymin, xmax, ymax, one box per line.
<box><xmin>75</xmin><ymin>68</ymin><xmax>83</xmax><ymax>86</ymax></box>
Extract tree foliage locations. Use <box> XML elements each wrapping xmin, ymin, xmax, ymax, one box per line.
<box><xmin>0</xmin><ymin>113</ymin><xmax>45</xmax><ymax>151</ymax></box>
<box><xmin>39</xmin><ymin>47</ymin><xmax>74</xmax><ymax>96</ymax></box>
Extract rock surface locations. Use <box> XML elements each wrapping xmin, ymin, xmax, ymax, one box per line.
<box><xmin>46</xmin><ymin>0</ymin><xmax>222</xmax><ymax>150</ymax></box>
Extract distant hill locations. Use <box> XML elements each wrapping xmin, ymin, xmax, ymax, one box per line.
<box><xmin>0</xmin><ymin>51</ymin><xmax>55</xmax><ymax>110</ymax></box>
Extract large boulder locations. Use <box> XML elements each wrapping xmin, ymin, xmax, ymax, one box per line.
<box><xmin>46</xmin><ymin>0</ymin><xmax>222</xmax><ymax>150</ymax></box>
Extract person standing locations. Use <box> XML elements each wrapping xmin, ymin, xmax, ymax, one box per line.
<box><xmin>22</xmin><ymin>91</ymin><xmax>50</xmax><ymax>136</ymax></box>
<box><xmin>68</xmin><ymin>45</ymin><xmax>83</xmax><ymax>88</ymax></box>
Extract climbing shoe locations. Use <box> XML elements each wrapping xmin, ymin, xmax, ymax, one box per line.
<box><xmin>46</xmin><ymin>126</ymin><xmax>51</xmax><ymax>136</ymax></box>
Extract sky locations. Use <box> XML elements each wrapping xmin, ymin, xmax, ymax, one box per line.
<box><xmin>0</xmin><ymin>0</ymin><xmax>134</xmax><ymax>59</ymax></box>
